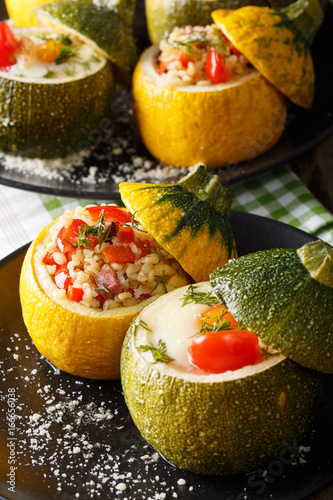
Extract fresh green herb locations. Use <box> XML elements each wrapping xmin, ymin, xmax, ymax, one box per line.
<box><xmin>95</xmin><ymin>278</ymin><xmax>110</xmax><ymax>294</ymax></box>
<box><xmin>260</xmin><ymin>346</ymin><xmax>274</xmax><ymax>360</ymax></box>
<box><xmin>150</xmin><ymin>271</ymin><xmax>168</xmax><ymax>294</ymax></box>
<box><xmin>73</xmin><ymin>210</ymin><xmax>117</xmax><ymax>251</ymax></box>
<box><xmin>78</xmin><ymin>60</ymin><xmax>91</xmax><ymax>71</ymax></box>
<box><xmin>213</xmin><ymin>28</ymin><xmax>228</xmax><ymax>58</ymax></box>
<box><xmin>43</xmin><ymin>69</ymin><xmax>56</xmax><ymax>79</ymax></box>
<box><xmin>181</xmin><ymin>284</ymin><xmax>220</xmax><ymax>307</ymax></box>
<box><xmin>57</xmin><ymin>34</ymin><xmax>73</xmax><ymax>46</ymax></box>
<box><xmin>138</xmin><ymin>339</ymin><xmax>174</xmax><ymax>364</ymax></box>
<box><xmin>123</xmin><ymin>210</ymin><xmax>148</xmax><ymax>233</ymax></box>
<box><xmin>131</xmin><ymin>317</ymin><xmax>152</xmax><ymax>336</ymax></box>
<box><xmin>194</xmin><ymin>309</ymin><xmax>235</xmax><ymax>338</ymax></box>
<box><xmin>64</xmin><ymin>67</ymin><xmax>76</xmax><ymax>77</ymax></box>
<box><xmin>137</xmin><ymin>237</ymin><xmax>152</xmax><ymax>254</ymax></box>
<box><xmin>171</xmin><ymin>31</ymin><xmax>207</xmax><ymax>57</ymax></box>
<box><xmin>55</xmin><ymin>46</ymin><xmax>76</xmax><ymax>65</ymax></box>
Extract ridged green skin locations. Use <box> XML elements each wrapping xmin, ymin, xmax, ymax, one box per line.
<box><xmin>211</xmin><ymin>248</ymin><xmax>333</xmax><ymax>373</ymax></box>
<box><xmin>36</xmin><ymin>2</ymin><xmax>137</xmax><ymax>77</ymax></box>
<box><xmin>0</xmin><ymin>60</ymin><xmax>115</xmax><ymax>158</ymax></box>
<box><xmin>145</xmin><ymin>0</ymin><xmax>318</xmax><ymax>44</ymax></box>
<box><xmin>121</xmin><ymin>305</ymin><xmax>326</xmax><ymax>475</ymax></box>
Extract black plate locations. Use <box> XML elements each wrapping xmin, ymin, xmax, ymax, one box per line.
<box><xmin>0</xmin><ymin>2</ymin><xmax>333</xmax><ymax>199</ymax></box>
<box><xmin>0</xmin><ymin>212</ymin><xmax>332</xmax><ymax>500</ymax></box>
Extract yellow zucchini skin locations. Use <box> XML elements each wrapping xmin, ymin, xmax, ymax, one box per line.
<box><xmin>0</xmin><ymin>59</ymin><xmax>115</xmax><ymax>158</ymax></box>
<box><xmin>132</xmin><ymin>46</ymin><xmax>287</xmax><ymax>168</ymax></box>
<box><xmin>120</xmin><ymin>166</ymin><xmax>237</xmax><ymax>282</ymax></box>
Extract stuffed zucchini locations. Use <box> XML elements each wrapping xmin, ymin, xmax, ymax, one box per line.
<box><xmin>121</xmin><ymin>282</ymin><xmax>326</xmax><ymax>475</ymax></box>
<box><xmin>132</xmin><ymin>23</ymin><xmax>287</xmax><ymax>168</ymax></box>
<box><xmin>19</xmin><ymin>203</ymin><xmax>190</xmax><ymax>379</ymax></box>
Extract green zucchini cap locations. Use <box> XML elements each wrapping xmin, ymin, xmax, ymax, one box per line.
<box><xmin>210</xmin><ymin>241</ymin><xmax>333</xmax><ymax>373</ymax></box>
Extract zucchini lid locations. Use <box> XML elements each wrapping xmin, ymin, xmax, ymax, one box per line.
<box><xmin>210</xmin><ymin>240</ymin><xmax>333</xmax><ymax>373</ymax></box>
<box><xmin>119</xmin><ymin>164</ymin><xmax>237</xmax><ymax>282</ymax></box>
<box><xmin>211</xmin><ymin>0</ymin><xmax>324</xmax><ymax>108</ymax></box>
<box><xmin>35</xmin><ymin>1</ymin><xmax>137</xmax><ymax>84</ymax></box>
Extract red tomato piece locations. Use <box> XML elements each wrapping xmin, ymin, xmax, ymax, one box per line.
<box><xmin>188</xmin><ymin>329</ymin><xmax>260</xmax><ymax>373</ymax></box>
<box><xmin>102</xmin><ymin>244</ymin><xmax>138</xmax><ymax>263</ymax></box>
<box><xmin>66</xmin><ymin>285</ymin><xmax>84</xmax><ymax>302</ymax></box>
<box><xmin>86</xmin><ymin>205</ymin><xmax>132</xmax><ymax>224</ymax></box>
<box><xmin>0</xmin><ymin>22</ymin><xmax>18</xmax><ymax>69</ymax></box>
<box><xmin>55</xmin><ymin>219</ymin><xmax>95</xmax><ymax>253</ymax></box>
<box><xmin>206</xmin><ymin>47</ymin><xmax>232</xmax><ymax>84</ymax></box>
<box><xmin>177</xmin><ymin>51</ymin><xmax>191</xmax><ymax>68</ymax></box>
<box><xmin>137</xmin><ymin>293</ymin><xmax>151</xmax><ymax>303</ymax></box>
<box><xmin>136</xmin><ymin>239</ymin><xmax>151</xmax><ymax>258</ymax></box>
<box><xmin>42</xmin><ymin>252</ymin><xmax>55</xmax><ymax>265</ymax></box>
<box><xmin>231</xmin><ymin>45</ymin><xmax>243</xmax><ymax>57</ymax></box>
<box><xmin>118</xmin><ymin>226</ymin><xmax>135</xmax><ymax>243</ymax></box>
<box><xmin>54</xmin><ymin>265</ymin><xmax>72</xmax><ymax>289</ymax></box>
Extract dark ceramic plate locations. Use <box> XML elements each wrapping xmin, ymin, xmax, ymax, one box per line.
<box><xmin>0</xmin><ymin>212</ymin><xmax>332</xmax><ymax>500</ymax></box>
<box><xmin>0</xmin><ymin>2</ymin><xmax>333</xmax><ymax>198</ymax></box>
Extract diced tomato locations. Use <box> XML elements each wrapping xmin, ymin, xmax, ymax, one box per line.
<box><xmin>137</xmin><ymin>293</ymin><xmax>151</xmax><ymax>303</ymax></box>
<box><xmin>231</xmin><ymin>45</ymin><xmax>242</xmax><ymax>57</ymax></box>
<box><xmin>0</xmin><ymin>22</ymin><xmax>18</xmax><ymax>69</ymax></box>
<box><xmin>206</xmin><ymin>47</ymin><xmax>232</xmax><ymax>84</ymax></box>
<box><xmin>118</xmin><ymin>226</ymin><xmax>135</xmax><ymax>243</ymax></box>
<box><xmin>42</xmin><ymin>252</ymin><xmax>55</xmax><ymax>265</ymax></box>
<box><xmin>189</xmin><ymin>305</ymin><xmax>260</xmax><ymax>373</ymax></box>
<box><xmin>136</xmin><ymin>239</ymin><xmax>151</xmax><ymax>259</ymax></box>
<box><xmin>157</xmin><ymin>51</ymin><xmax>191</xmax><ymax>74</ymax></box>
<box><xmin>54</xmin><ymin>265</ymin><xmax>72</xmax><ymax>289</ymax></box>
<box><xmin>102</xmin><ymin>244</ymin><xmax>138</xmax><ymax>263</ymax></box>
<box><xmin>86</xmin><ymin>205</ymin><xmax>132</xmax><ymax>225</ymax></box>
<box><xmin>95</xmin><ymin>293</ymin><xmax>106</xmax><ymax>306</ymax></box>
<box><xmin>55</xmin><ymin>218</ymin><xmax>98</xmax><ymax>253</ymax></box>
<box><xmin>177</xmin><ymin>51</ymin><xmax>191</xmax><ymax>68</ymax></box>
<box><xmin>66</xmin><ymin>285</ymin><xmax>84</xmax><ymax>302</ymax></box>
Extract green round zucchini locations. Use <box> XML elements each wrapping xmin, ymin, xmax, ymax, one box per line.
<box><xmin>211</xmin><ymin>240</ymin><xmax>333</xmax><ymax>373</ymax></box>
<box><xmin>121</xmin><ymin>283</ymin><xmax>326</xmax><ymax>475</ymax></box>
<box><xmin>0</xmin><ymin>28</ymin><xmax>115</xmax><ymax>158</ymax></box>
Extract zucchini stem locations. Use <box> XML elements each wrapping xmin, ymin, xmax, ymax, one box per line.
<box><xmin>177</xmin><ymin>164</ymin><xmax>232</xmax><ymax>214</ymax></box>
<box><xmin>297</xmin><ymin>240</ymin><xmax>333</xmax><ymax>287</ymax></box>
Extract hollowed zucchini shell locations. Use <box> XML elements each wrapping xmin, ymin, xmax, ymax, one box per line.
<box><xmin>121</xmin><ymin>283</ymin><xmax>327</xmax><ymax>475</ymax></box>
<box><xmin>19</xmin><ymin>218</ymin><xmax>190</xmax><ymax>380</ymax></box>
<box><xmin>211</xmin><ymin>240</ymin><xmax>333</xmax><ymax>373</ymax></box>
<box><xmin>0</xmin><ymin>46</ymin><xmax>115</xmax><ymax>158</ymax></box>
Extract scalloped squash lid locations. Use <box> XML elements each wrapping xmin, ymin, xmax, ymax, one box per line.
<box><xmin>210</xmin><ymin>240</ymin><xmax>333</xmax><ymax>374</ymax></box>
<box><xmin>212</xmin><ymin>0</ymin><xmax>324</xmax><ymax>108</ymax></box>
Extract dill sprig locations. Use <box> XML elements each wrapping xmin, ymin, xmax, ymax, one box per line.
<box><xmin>66</xmin><ymin>210</ymin><xmax>116</xmax><ymax>251</ymax></box>
<box><xmin>138</xmin><ymin>339</ymin><xmax>174</xmax><ymax>364</ymax></box>
<box><xmin>95</xmin><ymin>277</ymin><xmax>110</xmax><ymax>293</ymax></box>
<box><xmin>131</xmin><ymin>318</ymin><xmax>152</xmax><ymax>336</ymax></box>
<box><xmin>123</xmin><ymin>210</ymin><xmax>148</xmax><ymax>233</ymax></box>
<box><xmin>150</xmin><ymin>271</ymin><xmax>168</xmax><ymax>294</ymax></box>
<box><xmin>181</xmin><ymin>284</ymin><xmax>220</xmax><ymax>307</ymax></box>
<box><xmin>194</xmin><ymin>309</ymin><xmax>235</xmax><ymax>338</ymax></box>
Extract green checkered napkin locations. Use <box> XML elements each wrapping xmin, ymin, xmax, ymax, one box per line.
<box><xmin>230</xmin><ymin>165</ymin><xmax>333</xmax><ymax>246</ymax></box>
<box><xmin>0</xmin><ymin>164</ymin><xmax>332</xmax><ymax>260</ymax></box>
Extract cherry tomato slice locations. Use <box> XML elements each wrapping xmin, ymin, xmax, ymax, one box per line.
<box><xmin>118</xmin><ymin>226</ymin><xmax>135</xmax><ymax>243</ymax></box>
<box><xmin>36</xmin><ymin>39</ymin><xmax>62</xmax><ymax>63</ymax></box>
<box><xmin>206</xmin><ymin>47</ymin><xmax>232</xmax><ymax>84</ymax></box>
<box><xmin>86</xmin><ymin>206</ymin><xmax>132</xmax><ymax>224</ymax></box>
<box><xmin>188</xmin><ymin>328</ymin><xmax>260</xmax><ymax>373</ymax></box>
<box><xmin>0</xmin><ymin>22</ymin><xmax>18</xmax><ymax>69</ymax></box>
<box><xmin>42</xmin><ymin>252</ymin><xmax>56</xmax><ymax>265</ymax></box>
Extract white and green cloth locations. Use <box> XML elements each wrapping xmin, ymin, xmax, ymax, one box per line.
<box><xmin>0</xmin><ymin>164</ymin><xmax>332</xmax><ymax>261</ymax></box>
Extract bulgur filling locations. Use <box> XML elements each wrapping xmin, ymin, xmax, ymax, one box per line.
<box><xmin>36</xmin><ymin>204</ymin><xmax>188</xmax><ymax>310</ymax></box>
<box><xmin>156</xmin><ymin>24</ymin><xmax>252</xmax><ymax>88</ymax></box>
